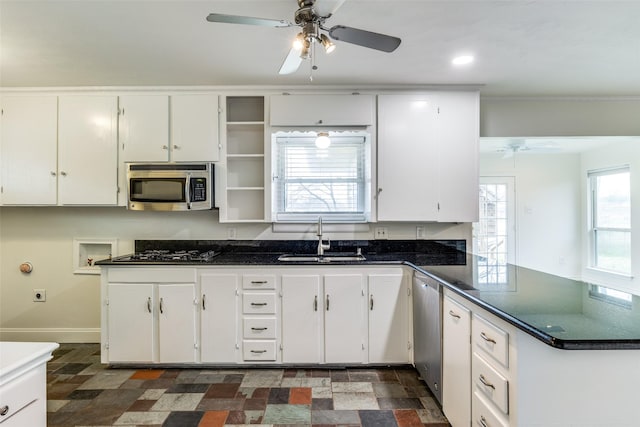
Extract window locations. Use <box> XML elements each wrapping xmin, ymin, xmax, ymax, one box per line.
<box><xmin>473</xmin><ymin>177</ymin><xmax>516</xmax><ymax>285</ymax></box>
<box><xmin>272</xmin><ymin>131</ymin><xmax>370</xmax><ymax>222</ymax></box>
<box><xmin>588</xmin><ymin>167</ymin><xmax>631</xmax><ymax>275</ymax></box>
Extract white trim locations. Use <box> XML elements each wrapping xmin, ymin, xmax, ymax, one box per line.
<box><xmin>0</xmin><ymin>328</ymin><xmax>100</xmax><ymax>343</ymax></box>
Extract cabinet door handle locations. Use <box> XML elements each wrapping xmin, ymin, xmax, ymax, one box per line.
<box><xmin>202</xmin><ymin>294</ymin><xmax>206</xmax><ymax>310</ymax></box>
<box><xmin>50</xmin><ymin>171</ymin><xmax>57</xmax><ymax>176</ymax></box>
<box><xmin>370</xmin><ymin>295</ymin><xmax>374</xmax><ymax>311</ymax></box>
<box><xmin>162</xmin><ymin>145</ymin><xmax>169</xmax><ymax>150</ymax></box>
<box><xmin>326</xmin><ymin>294</ymin><xmax>330</xmax><ymax>311</ymax></box>
<box><xmin>480</xmin><ymin>332</ymin><xmax>497</xmax><ymax>344</ymax></box>
<box><xmin>478</xmin><ymin>374</ymin><xmax>495</xmax><ymax>390</ymax></box>
<box><xmin>250</xmin><ymin>349</ymin><xmax>267</xmax><ymax>354</ymax></box>
<box><xmin>159</xmin><ymin>297</ymin><xmax>164</xmax><ymax>314</ymax></box>
<box><xmin>173</xmin><ymin>144</ymin><xmax>180</xmax><ymax>150</ymax></box>
<box><xmin>479</xmin><ymin>415</ymin><xmax>489</xmax><ymax>427</ymax></box>
<box><xmin>0</xmin><ymin>405</ymin><xmax>9</xmax><ymax>416</ymax></box>
<box><xmin>448</xmin><ymin>310</ymin><xmax>461</xmax><ymax>319</ymax></box>
<box><xmin>314</xmin><ymin>295</ymin><xmax>318</xmax><ymax>311</ymax></box>
<box><xmin>251</xmin><ymin>327</ymin><xmax>268</xmax><ymax>331</ymax></box>
<box><xmin>60</xmin><ymin>171</ymin><xmax>67</xmax><ymax>176</ymax></box>
<box><xmin>147</xmin><ymin>297</ymin><xmax>152</xmax><ymax>313</ymax></box>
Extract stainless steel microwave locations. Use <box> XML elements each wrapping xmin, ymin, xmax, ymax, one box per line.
<box><xmin>126</xmin><ymin>163</ymin><xmax>214</xmax><ymax>211</ymax></box>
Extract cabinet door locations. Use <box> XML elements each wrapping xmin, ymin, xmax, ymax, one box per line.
<box><xmin>436</xmin><ymin>91</ymin><xmax>479</xmax><ymax>222</ymax></box>
<box><xmin>377</xmin><ymin>94</ymin><xmax>439</xmax><ymax>221</ymax></box>
<box><xmin>270</xmin><ymin>94</ymin><xmax>374</xmax><ymax>126</ymax></box>
<box><xmin>171</xmin><ymin>94</ymin><xmax>220</xmax><ymax>161</ymax></box>
<box><xmin>58</xmin><ymin>95</ymin><xmax>118</xmax><ymax>205</ymax></box>
<box><xmin>281</xmin><ymin>274</ymin><xmax>322</xmax><ymax>363</ymax></box>
<box><xmin>324</xmin><ymin>274</ymin><xmax>365</xmax><ymax>364</ymax></box>
<box><xmin>158</xmin><ymin>283</ymin><xmax>197</xmax><ymax>363</ymax></box>
<box><xmin>368</xmin><ymin>273</ymin><xmax>409</xmax><ymax>363</ymax></box>
<box><xmin>442</xmin><ymin>295</ymin><xmax>471</xmax><ymax>427</ymax></box>
<box><xmin>119</xmin><ymin>95</ymin><xmax>169</xmax><ymax>162</ymax></box>
<box><xmin>200</xmin><ymin>274</ymin><xmax>238</xmax><ymax>363</ymax></box>
<box><xmin>0</xmin><ymin>96</ymin><xmax>58</xmax><ymax>205</ymax></box>
<box><xmin>107</xmin><ymin>283</ymin><xmax>155</xmax><ymax>363</ymax></box>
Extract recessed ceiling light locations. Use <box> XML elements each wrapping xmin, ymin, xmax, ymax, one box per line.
<box><xmin>452</xmin><ymin>55</ymin><xmax>474</xmax><ymax>66</ymax></box>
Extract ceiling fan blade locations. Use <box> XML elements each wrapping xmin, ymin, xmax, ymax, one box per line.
<box><xmin>279</xmin><ymin>47</ymin><xmax>303</xmax><ymax>75</ymax></box>
<box><xmin>314</xmin><ymin>0</ymin><xmax>347</xmax><ymax>18</ymax></box>
<box><xmin>328</xmin><ymin>25</ymin><xmax>401</xmax><ymax>52</ymax></box>
<box><xmin>206</xmin><ymin>13</ymin><xmax>292</xmax><ymax>28</ymax></box>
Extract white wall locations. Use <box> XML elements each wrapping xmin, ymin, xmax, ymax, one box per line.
<box><xmin>0</xmin><ymin>206</ymin><xmax>470</xmax><ymax>342</ymax></box>
<box><xmin>479</xmin><ymin>152</ymin><xmax>582</xmax><ymax>279</ymax></box>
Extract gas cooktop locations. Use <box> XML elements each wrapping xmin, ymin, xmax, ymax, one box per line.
<box><xmin>111</xmin><ymin>249</ymin><xmax>220</xmax><ymax>263</ymax></box>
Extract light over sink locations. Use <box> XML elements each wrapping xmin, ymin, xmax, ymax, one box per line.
<box><xmin>277</xmin><ymin>253</ymin><xmax>366</xmax><ymax>263</ymax></box>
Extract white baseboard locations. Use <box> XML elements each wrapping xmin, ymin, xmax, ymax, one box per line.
<box><xmin>0</xmin><ymin>328</ymin><xmax>100</xmax><ymax>343</ymax></box>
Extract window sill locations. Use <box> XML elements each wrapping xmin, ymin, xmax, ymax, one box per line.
<box><xmin>271</xmin><ymin>222</ymin><xmax>371</xmax><ymax>233</ymax></box>
<box><xmin>585</xmin><ymin>267</ymin><xmax>634</xmax><ymax>280</ymax></box>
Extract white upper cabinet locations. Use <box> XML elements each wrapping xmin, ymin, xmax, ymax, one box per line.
<box><xmin>119</xmin><ymin>94</ymin><xmax>170</xmax><ymax>162</ymax></box>
<box><xmin>377</xmin><ymin>93</ymin><xmax>439</xmax><ymax>221</ymax></box>
<box><xmin>270</xmin><ymin>94</ymin><xmax>375</xmax><ymax>126</ymax></box>
<box><xmin>58</xmin><ymin>95</ymin><xmax>118</xmax><ymax>205</ymax></box>
<box><xmin>377</xmin><ymin>91</ymin><xmax>479</xmax><ymax>222</ymax></box>
<box><xmin>436</xmin><ymin>91</ymin><xmax>479</xmax><ymax>222</ymax></box>
<box><xmin>0</xmin><ymin>95</ymin><xmax>58</xmax><ymax>205</ymax></box>
<box><xmin>170</xmin><ymin>94</ymin><xmax>220</xmax><ymax>162</ymax></box>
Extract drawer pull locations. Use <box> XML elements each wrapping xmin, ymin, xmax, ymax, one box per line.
<box><xmin>0</xmin><ymin>405</ymin><xmax>8</xmax><ymax>416</ymax></box>
<box><xmin>250</xmin><ymin>302</ymin><xmax>268</xmax><ymax>306</ymax></box>
<box><xmin>251</xmin><ymin>327</ymin><xmax>268</xmax><ymax>331</ymax></box>
<box><xmin>448</xmin><ymin>310</ymin><xmax>461</xmax><ymax>319</ymax></box>
<box><xmin>250</xmin><ymin>349</ymin><xmax>267</xmax><ymax>354</ymax></box>
<box><xmin>251</xmin><ymin>280</ymin><xmax>268</xmax><ymax>284</ymax></box>
<box><xmin>479</xmin><ymin>374</ymin><xmax>495</xmax><ymax>390</ymax></box>
<box><xmin>480</xmin><ymin>331</ymin><xmax>497</xmax><ymax>344</ymax></box>
<box><xmin>479</xmin><ymin>415</ymin><xmax>489</xmax><ymax>427</ymax></box>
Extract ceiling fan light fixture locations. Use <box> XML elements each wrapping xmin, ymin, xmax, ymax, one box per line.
<box><xmin>293</xmin><ymin>32</ymin><xmax>305</xmax><ymax>50</ymax></box>
<box><xmin>320</xmin><ymin>34</ymin><xmax>336</xmax><ymax>53</ymax></box>
<box><xmin>315</xmin><ymin>132</ymin><xmax>331</xmax><ymax>149</ymax></box>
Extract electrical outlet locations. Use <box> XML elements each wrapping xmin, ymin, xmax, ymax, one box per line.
<box><xmin>227</xmin><ymin>227</ymin><xmax>237</xmax><ymax>240</ymax></box>
<box><xmin>416</xmin><ymin>226</ymin><xmax>426</xmax><ymax>239</ymax></box>
<box><xmin>33</xmin><ymin>289</ymin><xmax>46</xmax><ymax>302</ymax></box>
<box><xmin>374</xmin><ymin>227</ymin><xmax>388</xmax><ymax>240</ymax></box>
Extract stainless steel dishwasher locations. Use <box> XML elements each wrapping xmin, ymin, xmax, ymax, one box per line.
<box><xmin>412</xmin><ymin>271</ymin><xmax>443</xmax><ymax>404</ymax></box>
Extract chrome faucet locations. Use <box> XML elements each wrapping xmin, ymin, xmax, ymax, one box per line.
<box><xmin>317</xmin><ymin>216</ymin><xmax>330</xmax><ymax>256</ymax></box>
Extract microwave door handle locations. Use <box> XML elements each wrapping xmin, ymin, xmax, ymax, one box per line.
<box><xmin>185</xmin><ymin>175</ymin><xmax>191</xmax><ymax>209</ymax></box>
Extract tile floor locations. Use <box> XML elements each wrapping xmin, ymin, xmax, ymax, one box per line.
<box><xmin>46</xmin><ymin>343</ymin><xmax>451</xmax><ymax>427</ymax></box>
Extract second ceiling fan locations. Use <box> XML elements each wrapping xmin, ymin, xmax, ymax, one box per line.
<box><xmin>206</xmin><ymin>0</ymin><xmax>401</xmax><ymax>75</ymax></box>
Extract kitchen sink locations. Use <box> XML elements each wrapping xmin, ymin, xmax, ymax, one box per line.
<box><xmin>277</xmin><ymin>253</ymin><xmax>366</xmax><ymax>262</ymax></box>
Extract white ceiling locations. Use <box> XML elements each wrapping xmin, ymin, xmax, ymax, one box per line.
<box><xmin>2</xmin><ymin>0</ymin><xmax>640</xmax><ymax>96</ymax></box>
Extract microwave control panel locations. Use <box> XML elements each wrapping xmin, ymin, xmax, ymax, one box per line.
<box><xmin>190</xmin><ymin>178</ymin><xmax>207</xmax><ymax>202</ymax></box>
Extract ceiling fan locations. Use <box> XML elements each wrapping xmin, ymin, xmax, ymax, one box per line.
<box><xmin>206</xmin><ymin>0</ymin><xmax>401</xmax><ymax>75</ymax></box>
<box><xmin>498</xmin><ymin>139</ymin><xmax>561</xmax><ymax>158</ymax></box>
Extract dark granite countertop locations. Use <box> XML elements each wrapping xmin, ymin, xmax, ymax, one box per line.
<box><xmin>97</xmin><ymin>239</ymin><xmax>640</xmax><ymax>350</ymax></box>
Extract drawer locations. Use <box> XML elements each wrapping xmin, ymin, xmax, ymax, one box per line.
<box><xmin>243</xmin><ymin>317</ymin><xmax>277</xmax><ymax>339</ymax></box>
<box><xmin>0</xmin><ymin>364</ymin><xmax>44</xmax><ymax>425</ymax></box>
<box><xmin>243</xmin><ymin>275</ymin><xmax>276</xmax><ymax>290</ymax></box>
<box><xmin>472</xmin><ymin>390</ymin><xmax>508</xmax><ymax>427</ymax></box>
<box><xmin>243</xmin><ymin>293</ymin><xmax>276</xmax><ymax>314</ymax></box>
<box><xmin>472</xmin><ymin>314</ymin><xmax>509</xmax><ymax>367</ymax></box>
<box><xmin>472</xmin><ymin>352</ymin><xmax>509</xmax><ymax>414</ymax></box>
<box><xmin>243</xmin><ymin>340</ymin><xmax>277</xmax><ymax>361</ymax></box>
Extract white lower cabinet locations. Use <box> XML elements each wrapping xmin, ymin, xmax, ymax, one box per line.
<box><xmin>200</xmin><ymin>274</ymin><xmax>239</xmax><ymax>363</ymax></box>
<box><xmin>103</xmin><ymin>268</ymin><xmax>198</xmax><ymax>364</ymax></box>
<box><xmin>368</xmin><ymin>273</ymin><xmax>409</xmax><ymax>363</ymax></box>
<box><xmin>103</xmin><ymin>266</ymin><xmax>411</xmax><ymax>366</ymax></box>
<box><xmin>442</xmin><ymin>294</ymin><xmax>472</xmax><ymax>427</ymax></box>
<box><xmin>280</xmin><ymin>268</ymin><xmax>409</xmax><ymax>365</ymax></box>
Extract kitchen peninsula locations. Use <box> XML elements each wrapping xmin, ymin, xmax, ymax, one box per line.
<box><xmin>98</xmin><ymin>239</ymin><xmax>640</xmax><ymax>427</ymax></box>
